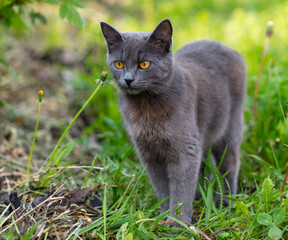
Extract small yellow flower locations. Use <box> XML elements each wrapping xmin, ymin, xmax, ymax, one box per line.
<box><xmin>100</xmin><ymin>67</ymin><xmax>107</xmax><ymax>82</ymax></box>
<box><xmin>38</xmin><ymin>90</ymin><xmax>44</xmax><ymax>103</ymax></box>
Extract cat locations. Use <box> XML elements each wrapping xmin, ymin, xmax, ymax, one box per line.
<box><xmin>100</xmin><ymin>19</ymin><xmax>246</xmax><ymax>223</ymax></box>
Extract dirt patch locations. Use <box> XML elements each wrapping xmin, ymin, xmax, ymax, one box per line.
<box><xmin>0</xmin><ymin>177</ymin><xmax>102</xmax><ymax>239</ymax></box>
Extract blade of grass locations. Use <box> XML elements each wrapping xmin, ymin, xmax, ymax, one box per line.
<box><xmin>205</xmin><ymin>182</ymin><xmax>214</xmax><ymax>225</ymax></box>
<box><xmin>77</xmin><ymin>217</ymin><xmax>105</xmax><ymax>235</ymax></box>
<box><xmin>270</xmin><ymin>142</ymin><xmax>280</xmax><ymax>170</ymax></box>
<box><xmin>111</xmin><ymin>168</ymin><xmax>146</xmax><ymax>225</ymax></box>
<box><xmin>147</xmin><ymin>207</ymin><xmax>173</xmax><ymax>230</ymax></box>
<box><xmin>111</xmin><ymin>174</ymin><xmax>135</xmax><ymax>211</ymax></box>
<box><xmin>27</xmin><ymin>90</ymin><xmax>43</xmax><ymax>176</ymax></box>
<box><xmin>121</xmin><ymin>146</ymin><xmax>133</xmax><ymax>161</ymax></box>
<box><xmin>0</xmin><ymin>206</ymin><xmax>19</xmax><ymax>229</ymax></box>
<box><xmin>279</xmin><ymin>103</ymin><xmax>288</xmax><ymax>128</ymax></box>
<box><xmin>138</xmin><ymin>222</ymin><xmax>159</xmax><ymax>240</ymax></box>
<box><xmin>248</xmin><ymin>154</ymin><xmax>271</xmax><ymax>167</ymax></box>
<box><xmin>103</xmin><ymin>183</ymin><xmax>107</xmax><ymax>240</ymax></box>
<box><xmin>11</xmin><ymin>216</ymin><xmax>20</xmax><ymax>235</ymax></box>
<box><xmin>197</xmin><ymin>205</ymin><xmax>205</xmax><ymax>229</ymax></box>
<box><xmin>0</xmin><ymin>203</ymin><xmax>11</xmax><ymax>225</ymax></box>
<box><xmin>85</xmin><ymin>155</ymin><xmax>99</xmax><ymax>186</ymax></box>
<box><xmin>146</xmin><ymin>196</ymin><xmax>171</xmax><ymax>218</ymax></box>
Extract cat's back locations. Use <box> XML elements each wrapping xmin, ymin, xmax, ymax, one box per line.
<box><xmin>175</xmin><ymin>40</ymin><xmax>246</xmax><ymax>95</ymax></box>
<box><xmin>175</xmin><ymin>40</ymin><xmax>242</xmax><ymax>66</ymax></box>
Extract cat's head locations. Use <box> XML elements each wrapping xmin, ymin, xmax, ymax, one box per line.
<box><xmin>100</xmin><ymin>19</ymin><xmax>173</xmax><ymax>95</ymax></box>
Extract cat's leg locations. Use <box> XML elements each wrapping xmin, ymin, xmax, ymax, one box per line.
<box><xmin>212</xmin><ymin>143</ymin><xmax>240</xmax><ymax>204</ymax></box>
<box><xmin>218</xmin><ymin>145</ymin><xmax>240</xmax><ymax>196</ymax></box>
<box><xmin>213</xmin><ymin>106</ymin><xmax>242</xmax><ymax>204</ymax></box>
<box><xmin>195</xmin><ymin>151</ymin><xmax>217</xmax><ymax>200</ymax></box>
<box><xmin>167</xmin><ymin>150</ymin><xmax>202</xmax><ymax>223</ymax></box>
<box><xmin>144</xmin><ymin>161</ymin><xmax>170</xmax><ymax>214</ymax></box>
<box><xmin>194</xmin><ymin>161</ymin><xmax>205</xmax><ymax>200</ymax></box>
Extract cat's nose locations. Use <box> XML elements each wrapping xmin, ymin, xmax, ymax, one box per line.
<box><xmin>124</xmin><ymin>73</ymin><xmax>134</xmax><ymax>87</ymax></box>
<box><xmin>124</xmin><ymin>79</ymin><xmax>134</xmax><ymax>87</ymax></box>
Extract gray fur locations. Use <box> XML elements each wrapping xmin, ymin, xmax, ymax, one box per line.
<box><xmin>100</xmin><ymin>19</ymin><xmax>246</xmax><ymax>223</ymax></box>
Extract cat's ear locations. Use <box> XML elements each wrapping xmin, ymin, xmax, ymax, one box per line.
<box><xmin>100</xmin><ymin>22</ymin><xmax>123</xmax><ymax>52</ymax></box>
<box><xmin>148</xmin><ymin>19</ymin><xmax>173</xmax><ymax>52</ymax></box>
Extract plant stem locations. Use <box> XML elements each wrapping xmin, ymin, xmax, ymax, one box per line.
<box><xmin>27</xmin><ymin>101</ymin><xmax>41</xmax><ymax>177</ymax></box>
<box><xmin>253</xmin><ymin>37</ymin><xmax>270</xmax><ymax>120</ymax></box>
<box><xmin>45</xmin><ymin>81</ymin><xmax>104</xmax><ymax>169</ymax></box>
<box><xmin>280</xmin><ymin>169</ymin><xmax>288</xmax><ymax>204</ymax></box>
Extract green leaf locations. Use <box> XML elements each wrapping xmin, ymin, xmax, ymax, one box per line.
<box><xmin>217</xmin><ymin>232</ymin><xmax>230</xmax><ymax>239</ymax></box>
<box><xmin>273</xmin><ymin>208</ymin><xmax>285</xmax><ymax>225</ymax></box>
<box><xmin>257</xmin><ymin>213</ymin><xmax>273</xmax><ymax>226</ymax></box>
<box><xmin>116</xmin><ymin>222</ymin><xmax>129</xmax><ymax>240</ymax></box>
<box><xmin>260</xmin><ymin>176</ymin><xmax>275</xmax><ymax>202</ymax></box>
<box><xmin>235</xmin><ymin>200</ymin><xmax>250</xmax><ymax>214</ymax></box>
<box><xmin>175</xmin><ymin>202</ymin><xmax>183</xmax><ymax>217</ymax></box>
<box><xmin>0</xmin><ymin>99</ymin><xmax>6</xmax><ymax>108</ymax></box>
<box><xmin>59</xmin><ymin>2</ymin><xmax>86</xmax><ymax>28</ymax></box>
<box><xmin>0</xmin><ymin>0</ymin><xmax>14</xmax><ymax>9</ymax></box>
<box><xmin>235</xmin><ymin>200</ymin><xmax>251</xmax><ymax>223</ymax></box>
<box><xmin>5</xmin><ymin>11</ymin><xmax>28</xmax><ymax>31</ymax></box>
<box><xmin>136</xmin><ymin>211</ymin><xmax>146</xmax><ymax>221</ymax></box>
<box><xmin>29</xmin><ymin>11</ymin><xmax>47</xmax><ymax>24</ymax></box>
<box><xmin>268</xmin><ymin>225</ymin><xmax>282</xmax><ymax>240</ymax></box>
<box><xmin>54</xmin><ymin>143</ymin><xmax>75</xmax><ymax>165</ymax></box>
<box><xmin>45</xmin><ymin>0</ymin><xmax>61</xmax><ymax>4</ymax></box>
<box><xmin>124</xmin><ymin>233</ymin><xmax>133</xmax><ymax>240</ymax></box>
<box><xmin>65</xmin><ymin>0</ymin><xmax>86</xmax><ymax>8</ymax></box>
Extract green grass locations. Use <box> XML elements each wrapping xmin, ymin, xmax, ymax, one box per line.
<box><xmin>1</xmin><ymin>0</ymin><xmax>288</xmax><ymax>239</ymax></box>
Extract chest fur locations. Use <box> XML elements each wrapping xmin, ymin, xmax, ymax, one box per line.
<box><xmin>120</xmin><ymin>95</ymin><xmax>173</xmax><ymax>140</ymax></box>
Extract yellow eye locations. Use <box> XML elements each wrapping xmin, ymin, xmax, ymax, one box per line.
<box><xmin>139</xmin><ymin>61</ymin><xmax>151</xmax><ymax>69</ymax></box>
<box><xmin>115</xmin><ymin>61</ymin><xmax>124</xmax><ymax>69</ymax></box>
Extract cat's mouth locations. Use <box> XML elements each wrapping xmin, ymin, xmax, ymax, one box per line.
<box><xmin>118</xmin><ymin>83</ymin><xmax>143</xmax><ymax>95</ymax></box>
<box><xmin>126</xmin><ymin>88</ymin><xmax>142</xmax><ymax>95</ymax></box>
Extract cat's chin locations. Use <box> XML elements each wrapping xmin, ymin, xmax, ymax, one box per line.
<box><xmin>124</xmin><ymin>88</ymin><xmax>142</xmax><ymax>95</ymax></box>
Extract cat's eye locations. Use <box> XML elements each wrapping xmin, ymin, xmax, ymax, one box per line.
<box><xmin>115</xmin><ymin>61</ymin><xmax>124</xmax><ymax>69</ymax></box>
<box><xmin>139</xmin><ymin>61</ymin><xmax>151</xmax><ymax>69</ymax></box>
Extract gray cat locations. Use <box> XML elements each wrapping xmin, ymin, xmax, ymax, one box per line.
<box><xmin>100</xmin><ymin>19</ymin><xmax>246</xmax><ymax>223</ymax></box>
